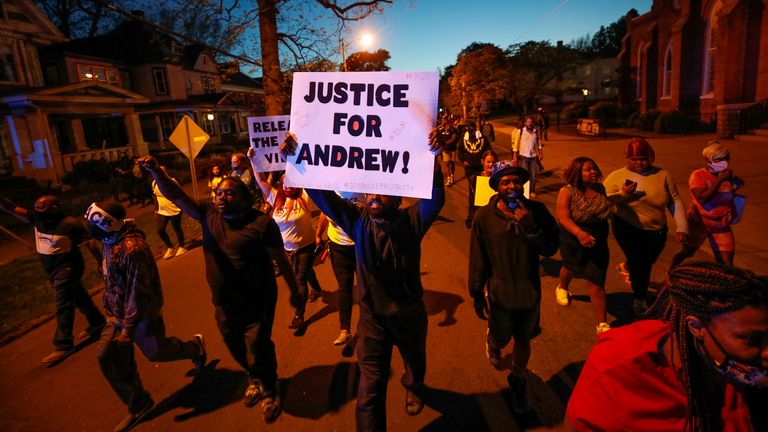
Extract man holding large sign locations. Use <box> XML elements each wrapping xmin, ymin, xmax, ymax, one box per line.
<box><xmin>283</xmin><ymin>71</ymin><xmax>443</xmax><ymax>431</ymax></box>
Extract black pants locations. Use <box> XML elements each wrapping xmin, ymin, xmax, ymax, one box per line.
<box><xmin>464</xmin><ymin>165</ymin><xmax>482</xmax><ymax>221</ymax></box>
<box><xmin>156</xmin><ymin>213</ymin><xmax>184</xmax><ymax>249</ymax></box>
<box><xmin>215</xmin><ymin>305</ymin><xmax>278</xmax><ymax>392</ymax></box>
<box><xmin>613</xmin><ymin>217</ymin><xmax>668</xmax><ymax>300</ymax></box>
<box><xmin>290</xmin><ymin>244</ymin><xmax>321</xmax><ymax>316</ymax></box>
<box><xmin>96</xmin><ymin>318</ymin><xmax>198</xmax><ymax>413</ymax></box>
<box><xmin>330</xmin><ymin>241</ymin><xmax>356</xmax><ymax>330</ymax></box>
<box><xmin>51</xmin><ymin>266</ymin><xmax>105</xmax><ymax>350</ymax></box>
<box><xmin>356</xmin><ymin>303</ymin><xmax>428</xmax><ymax>432</ymax></box>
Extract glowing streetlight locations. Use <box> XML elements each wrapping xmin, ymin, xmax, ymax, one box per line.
<box><xmin>341</xmin><ymin>31</ymin><xmax>376</xmax><ymax>72</ymax></box>
<box><xmin>360</xmin><ymin>32</ymin><xmax>374</xmax><ymax>48</ymax></box>
<box><xmin>582</xmin><ymin>88</ymin><xmax>590</xmax><ymax>103</ymax></box>
<box><xmin>206</xmin><ymin>113</ymin><xmax>215</xmax><ymax>121</ymax></box>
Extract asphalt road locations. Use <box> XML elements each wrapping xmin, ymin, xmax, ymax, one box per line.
<box><xmin>1</xmin><ymin>125</ymin><xmax>764</xmax><ymax>431</ymax></box>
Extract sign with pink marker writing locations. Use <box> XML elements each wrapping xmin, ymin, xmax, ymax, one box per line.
<box><xmin>285</xmin><ymin>71</ymin><xmax>439</xmax><ymax>199</ymax></box>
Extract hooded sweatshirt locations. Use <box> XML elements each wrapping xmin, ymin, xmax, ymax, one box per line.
<box><xmin>102</xmin><ymin>223</ymin><xmax>163</xmax><ymax>333</ymax></box>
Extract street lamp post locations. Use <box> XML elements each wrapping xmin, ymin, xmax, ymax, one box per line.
<box><xmin>582</xmin><ymin>88</ymin><xmax>590</xmax><ymax>103</ymax></box>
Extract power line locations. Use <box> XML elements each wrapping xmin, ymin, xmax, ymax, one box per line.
<box><xmin>511</xmin><ymin>0</ymin><xmax>571</xmax><ymax>43</ymax></box>
<box><xmin>88</xmin><ymin>0</ymin><xmax>262</xmax><ymax>68</ymax></box>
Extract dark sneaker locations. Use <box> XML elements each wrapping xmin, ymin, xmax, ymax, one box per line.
<box><xmin>307</xmin><ymin>290</ymin><xmax>321</xmax><ymax>303</ymax></box>
<box><xmin>288</xmin><ymin>315</ymin><xmax>305</xmax><ymax>329</ymax></box>
<box><xmin>41</xmin><ymin>349</ymin><xmax>70</xmax><ymax>364</ymax></box>
<box><xmin>192</xmin><ymin>334</ymin><xmax>206</xmax><ymax>371</ymax></box>
<box><xmin>113</xmin><ymin>397</ymin><xmax>154</xmax><ymax>432</ymax></box>
<box><xmin>260</xmin><ymin>388</ymin><xmax>281</xmax><ymax>423</ymax></box>
<box><xmin>405</xmin><ymin>390</ymin><xmax>424</xmax><ymax>416</ymax></box>
<box><xmin>244</xmin><ymin>383</ymin><xmax>263</xmax><ymax>407</ymax></box>
<box><xmin>507</xmin><ymin>371</ymin><xmax>531</xmax><ymax>414</ymax></box>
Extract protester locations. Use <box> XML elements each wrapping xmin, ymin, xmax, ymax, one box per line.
<box><xmin>0</xmin><ymin>195</ymin><xmax>106</xmax><ymax>363</ymax></box>
<box><xmin>467</xmin><ymin>150</ymin><xmax>498</xmax><ymax>211</ymax></box>
<box><xmin>85</xmin><ymin>201</ymin><xmax>205</xmax><ymax>432</ymax></box>
<box><xmin>111</xmin><ymin>152</ymin><xmax>133</xmax><ymax>203</ymax></box>
<box><xmin>439</xmin><ymin>118</ymin><xmax>460</xmax><ymax>187</ymax></box>
<box><xmin>281</xmin><ymin>130</ymin><xmax>445</xmax><ymax>431</ymax></box>
<box><xmin>246</xmin><ymin>153</ymin><xmax>323</xmax><ymax>330</ymax></box>
<box><xmin>152</xmin><ymin>166</ymin><xmax>186</xmax><ymax>260</ymax></box>
<box><xmin>139</xmin><ymin>156</ymin><xmax>300</xmax><ymax>423</ymax></box>
<box><xmin>604</xmin><ymin>137</ymin><xmax>688</xmax><ymax>316</ymax></box>
<box><xmin>459</xmin><ymin>121</ymin><xmax>491</xmax><ymax>228</ymax></box>
<box><xmin>208</xmin><ymin>162</ymin><xmax>227</xmax><ymax>201</ymax></box>
<box><xmin>315</xmin><ymin>191</ymin><xmax>365</xmax><ymax>346</ymax></box>
<box><xmin>566</xmin><ymin>261</ymin><xmax>768</xmax><ymax>431</ymax></box>
<box><xmin>479</xmin><ymin>116</ymin><xmax>495</xmax><ymax>146</ymax></box>
<box><xmin>555</xmin><ymin>157</ymin><xmax>613</xmax><ymax>334</ymax></box>
<box><xmin>131</xmin><ymin>158</ymin><xmax>153</xmax><ymax>207</ymax></box>
<box><xmin>512</xmin><ymin>117</ymin><xmax>543</xmax><ymax>198</ymax></box>
<box><xmin>536</xmin><ymin>108</ymin><xmax>549</xmax><ymax>142</ymax></box>
<box><xmin>509</xmin><ymin>119</ymin><xmax>521</xmax><ymax>159</ymax></box>
<box><xmin>230</xmin><ymin>152</ymin><xmax>263</xmax><ymax>210</ymax></box>
<box><xmin>468</xmin><ymin>161</ymin><xmax>559</xmax><ymax>414</ymax></box>
<box><xmin>670</xmin><ymin>142</ymin><xmax>743</xmax><ymax>268</ymax></box>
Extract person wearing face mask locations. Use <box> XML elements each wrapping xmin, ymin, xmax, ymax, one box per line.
<box><xmin>670</xmin><ymin>142</ymin><xmax>743</xmax><ymax>269</ymax></box>
<box><xmin>468</xmin><ymin>161</ymin><xmax>559</xmax><ymax>414</ymax></box>
<box><xmin>0</xmin><ymin>195</ymin><xmax>106</xmax><ymax>364</ymax></box>
<box><xmin>604</xmin><ymin>137</ymin><xmax>688</xmax><ymax>316</ymax></box>
<box><xmin>84</xmin><ymin>201</ymin><xmax>206</xmax><ymax>432</ymax></box>
<box><xmin>566</xmin><ymin>261</ymin><xmax>768</xmax><ymax>431</ymax></box>
<box><xmin>280</xmin><ymin>130</ymin><xmax>444</xmax><ymax>431</ymax></box>
<box><xmin>138</xmin><ymin>156</ymin><xmax>300</xmax><ymax>423</ymax></box>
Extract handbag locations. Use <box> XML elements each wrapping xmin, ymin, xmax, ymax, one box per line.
<box><xmin>730</xmin><ymin>194</ymin><xmax>746</xmax><ymax>224</ymax></box>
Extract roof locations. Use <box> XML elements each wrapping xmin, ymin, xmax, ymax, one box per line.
<box><xmin>0</xmin><ymin>81</ymin><xmax>149</xmax><ymax>106</ymax></box>
<box><xmin>222</xmin><ymin>72</ymin><xmax>264</xmax><ymax>89</ymax></box>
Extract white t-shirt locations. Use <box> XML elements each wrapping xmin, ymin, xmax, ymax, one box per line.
<box><xmin>153</xmin><ymin>180</ymin><xmax>181</xmax><ymax>216</ymax></box>
<box><xmin>518</xmin><ymin>127</ymin><xmax>541</xmax><ymax>158</ymax></box>
<box><xmin>268</xmin><ymin>189</ymin><xmax>315</xmax><ymax>251</ymax></box>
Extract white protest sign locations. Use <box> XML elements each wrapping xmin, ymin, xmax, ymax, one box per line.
<box><xmin>285</xmin><ymin>71</ymin><xmax>439</xmax><ymax>199</ymax></box>
<box><xmin>247</xmin><ymin>115</ymin><xmax>290</xmax><ymax>172</ymax></box>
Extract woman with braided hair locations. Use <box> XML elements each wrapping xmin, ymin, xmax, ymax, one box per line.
<box><xmin>566</xmin><ymin>261</ymin><xmax>768</xmax><ymax>431</ymax></box>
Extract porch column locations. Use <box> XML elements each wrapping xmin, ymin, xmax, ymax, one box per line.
<box><xmin>71</xmin><ymin>118</ymin><xmax>88</xmax><ymax>152</ymax></box>
<box><xmin>125</xmin><ymin>112</ymin><xmax>148</xmax><ymax>156</ymax></box>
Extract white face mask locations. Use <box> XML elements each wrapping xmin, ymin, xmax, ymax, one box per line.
<box><xmin>708</xmin><ymin>160</ymin><xmax>728</xmax><ymax>173</ymax></box>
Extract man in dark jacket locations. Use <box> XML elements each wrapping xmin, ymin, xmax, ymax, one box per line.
<box><xmin>459</xmin><ymin>121</ymin><xmax>492</xmax><ymax>227</ymax></box>
<box><xmin>468</xmin><ymin>161</ymin><xmax>558</xmax><ymax>414</ymax></box>
<box><xmin>0</xmin><ymin>195</ymin><xmax>105</xmax><ymax>364</ymax></box>
<box><xmin>283</xmin><ymin>132</ymin><xmax>444</xmax><ymax>432</ymax></box>
<box><xmin>85</xmin><ymin>201</ymin><xmax>205</xmax><ymax>432</ymax></box>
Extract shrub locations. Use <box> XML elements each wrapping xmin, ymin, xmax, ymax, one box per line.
<box><xmin>589</xmin><ymin>101</ymin><xmax>619</xmax><ymax>125</ymax></box>
<box><xmin>562</xmin><ymin>102</ymin><xmax>589</xmax><ymax>121</ymax></box>
<box><xmin>627</xmin><ymin>112</ymin><xmax>640</xmax><ymax>128</ymax></box>
<box><xmin>638</xmin><ymin>109</ymin><xmax>660</xmax><ymax>131</ymax></box>
<box><xmin>654</xmin><ymin>110</ymin><xmax>692</xmax><ymax>134</ymax></box>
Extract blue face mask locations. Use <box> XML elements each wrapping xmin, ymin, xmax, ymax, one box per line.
<box><xmin>503</xmin><ymin>191</ymin><xmax>521</xmax><ymax>209</ymax></box>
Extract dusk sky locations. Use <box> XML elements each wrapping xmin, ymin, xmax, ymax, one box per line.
<box><xmin>342</xmin><ymin>0</ymin><xmax>652</xmax><ymax>72</ymax></box>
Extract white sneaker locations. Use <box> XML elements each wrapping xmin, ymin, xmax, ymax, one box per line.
<box><xmin>333</xmin><ymin>330</ymin><xmax>350</xmax><ymax>346</ymax></box>
<box><xmin>162</xmin><ymin>248</ymin><xmax>175</xmax><ymax>260</ymax></box>
<box><xmin>633</xmin><ymin>299</ymin><xmax>648</xmax><ymax>317</ymax></box>
<box><xmin>555</xmin><ymin>285</ymin><xmax>571</xmax><ymax>306</ymax></box>
<box><xmin>596</xmin><ymin>322</ymin><xmax>611</xmax><ymax>334</ymax></box>
<box><xmin>175</xmin><ymin>246</ymin><xmax>188</xmax><ymax>257</ymax></box>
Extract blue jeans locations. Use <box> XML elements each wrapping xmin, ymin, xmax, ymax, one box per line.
<box><xmin>518</xmin><ymin>156</ymin><xmax>540</xmax><ymax>194</ymax></box>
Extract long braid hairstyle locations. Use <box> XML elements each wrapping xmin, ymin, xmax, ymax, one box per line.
<box><xmin>650</xmin><ymin>261</ymin><xmax>768</xmax><ymax>431</ymax></box>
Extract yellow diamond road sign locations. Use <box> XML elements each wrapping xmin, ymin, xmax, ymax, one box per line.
<box><xmin>169</xmin><ymin>115</ymin><xmax>209</xmax><ymax>160</ymax></box>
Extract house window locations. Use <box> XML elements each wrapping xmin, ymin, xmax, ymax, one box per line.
<box><xmin>702</xmin><ymin>3</ymin><xmax>721</xmax><ymax>95</ymax></box>
<box><xmin>201</xmin><ymin>76</ymin><xmax>216</xmax><ymax>94</ymax></box>
<box><xmin>153</xmin><ymin>68</ymin><xmax>168</xmax><ymax>95</ymax></box>
<box><xmin>160</xmin><ymin>113</ymin><xmax>175</xmax><ymax>138</ymax></box>
<box><xmin>662</xmin><ymin>43</ymin><xmax>673</xmax><ymax>98</ymax></box>
<box><xmin>77</xmin><ymin>64</ymin><xmax>121</xmax><ymax>86</ymax></box>
<box><xmin>219</xmin><ymin>113</ymin><xmax>231</xmax><ymax>134</ymax></box>
<box><xmin>43</xmin><ymin>63</ymin><xmax>59</xmax><ymax>84</ymax></box>
<box><xmin>0</xmin><ymin>45</ymin><xmax>18</xmax><ymax>82</ymax></box>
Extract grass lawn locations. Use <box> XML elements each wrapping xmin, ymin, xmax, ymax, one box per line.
<box><xmin>0</xmin><ymin>212</ymin><xmax>202</xmax><ymax>342</ymax></box>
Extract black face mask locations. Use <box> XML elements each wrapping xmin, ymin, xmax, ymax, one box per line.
<box><xmin>87</xmin><ymin>224</ymin><xmax>115</xmax><ymax>242</ymax></box>
<box><xmin>35</xmin><ymin>210</ymin><xmax>64</xmax><ymax>227</ymax></box>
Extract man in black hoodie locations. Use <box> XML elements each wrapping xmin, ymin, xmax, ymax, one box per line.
<box><xmin>281</xmin><ymin>132</ymin><xmax>444</xmax><ymax>432</ymax></box>
<box><xmin>0</xmin><ymin>195</ymin><xmax>105</xmax><ymax>364</ymax></box>
<box><xmin>468</xmin><ymin>161</ymin><xmax>558</xmax><ymax>414</ymax></box>
<box><xmin>458</xmin><ymin>121</ymin><xmax>491</xmax><ymax>227</ymax></box>
<box><xmin>85</xmin><ymin>201</ymin><xmax>205</xmax><ymax>432</ymax></box>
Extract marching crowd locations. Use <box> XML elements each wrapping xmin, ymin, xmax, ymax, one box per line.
<box><xmin>1</xmin><ymin>113</ymin><xmax>766</xmax><ymax>432</ymax></box>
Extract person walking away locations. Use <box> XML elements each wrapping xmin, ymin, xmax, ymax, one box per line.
<box><xmin>512</xmin><ymin>117</ymin><xmax>543</xmax><ymax>198</ymax></box>
<box><xmin>208</xmin><ymin>163</ymin><xmax>227</xmax><ymax>201</ymax></box>
<box><xmin>315</xmin><ymin>191</ymin><xmax>365</xmax><ymax>346</ymax></box>
<box><xmin>439</xmin><ymin>118</ymin><xmax>460</xmax><ymax>186</ymax></box>
<box><xmin>670</xmin><ymin>141</ymin><xmax>743</xmax><ymax>268</ymax></box>
<box><xmin>554</xmin><ymin>157</ymin><xmax>613</xmax><ymax>334</ymax></box>
<box><xmin>479</xmin><ymin>116</ymin><xmax>495</xmax><ymax>146</ymax></box>
<box><xmin>566</xmin><ymin>261</ymin><xmax>768</xmax><ymax>431</ymax></box>
<box><xmin>85</xmin><ymin>201</ymin><xmax>205</xmax><ymax>432</ymax></box>
<box><xmin>230</xmin><ymin>152</ymin><xmax>263</xmax><ymax>210</ymax></box>
<box><xmin>604</xmin><ymin>137</ymin><xmax>688</xmax><ymax>316</ymax></box>
<box><xmin>459</xmin><ymin>121</ymin><xmax>491</xmax><ymax>228</ymax></box>
<box><xmin>139</xmin><ymin>156</ymin><xmax>300</xmax><ymax>422</ymax></box>
<box><xmin>469</xmin><ymin>161</ymin><xmax>559</xmax><ymax>414</ymax></box>
<box><xmin>0</xmin><ymin>195</ymin><xmax>106</xmax><ymax>363</ymax></box>
<box><xmin>536</xmin><ymin>108</ymin><xmax>549</xmax><ymax>142</ymax></box>
<box><xmin>281</xmin><ymin>130</ymin><xmax>445</xmax><ymax>431</ymax></box>
<box><xmin>152</xmin><ymin>166</ymin><xmax>187</xmax><ymax>260</ymax></box>
<box><xmin>245</xmin><ymin>156</ymin><xmax>323</xmax><ymax>330</ymax></box>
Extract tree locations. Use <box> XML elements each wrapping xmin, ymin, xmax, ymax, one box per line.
<box><xmin>34</xmin><ymin>0</ymin><xmax>132</xmax><ymax>38</ymax></box>
<box><xmin>345</xmin><ymin>49</ymin><xmax>391</xmax><ymax>71</ymax></box>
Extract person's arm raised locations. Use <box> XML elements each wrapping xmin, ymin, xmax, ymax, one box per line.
<box><xmin>137</xmin><ymin>156</ymin><xmax>201</xmax><ymax>220</ymax></box>
<box><xmin>246</xmin><ymin>147</ymin><xmax>276</xmax><ymax>200</ymax></box>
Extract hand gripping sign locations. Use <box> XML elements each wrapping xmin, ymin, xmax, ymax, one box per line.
<box><xmin>285</xmin><ymin>71</ymin><xmax>439</xmax><ymax>199</ymax></box>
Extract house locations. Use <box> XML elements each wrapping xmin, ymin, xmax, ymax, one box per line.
<box><xmin>538</xmin><ymin>57</ymin><xmax>620</xmax><ymax>105</ymax></box>
<box><xmin>618</xmin><ymin>0</ymin><xmax>768</xmax><ymax>138</ymax></box>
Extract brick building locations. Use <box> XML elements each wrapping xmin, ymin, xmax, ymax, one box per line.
<box><xmin>618</xmin><ymin>0</ymin><xmax>768</xmax><ymax>138</ymax></box>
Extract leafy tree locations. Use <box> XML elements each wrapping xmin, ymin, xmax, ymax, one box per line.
<box><xmin>448</xmin><ymin>43</ymin><xmax>509</xmax><ymax>118</ymax></box>
<box><xmin>345</xmin><ymin>49</ymin><xmax>391</xmax><ymax>71</ymax></box>
<box><xmin>34</xmin><ymin>0</ymin><xmax>133</xmax><ymax>38</ymax></box>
